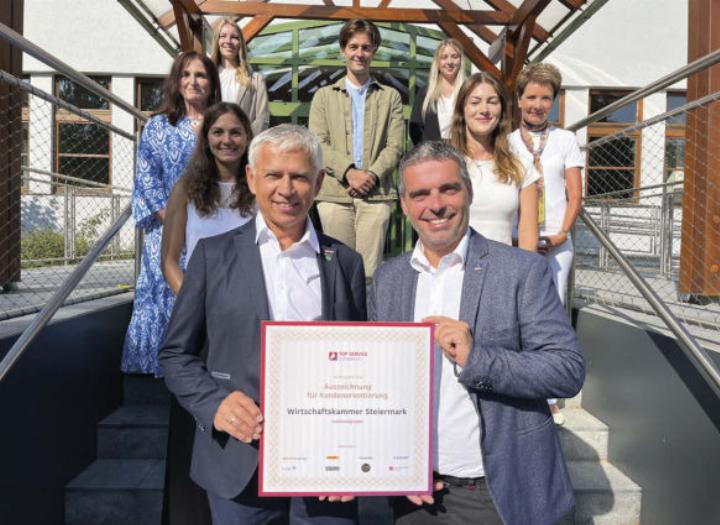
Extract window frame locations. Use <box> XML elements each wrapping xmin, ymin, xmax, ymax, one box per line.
<box><xmin>53</xmin><ymin>75</ymin><xmax>113</xmax><ymax>194</ymax></box>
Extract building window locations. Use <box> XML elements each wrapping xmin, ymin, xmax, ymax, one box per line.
<box><xmin>665</xmin><ymin>91</ymin><xmax>685</xmax><ymax>179</ymax></box>
<box><xmin>136</xmin><ymin>77</ymin><xmax>164</xmax><ymax>115</ymax></box>
<box><xmin>586</xmin><ymin>90</ymin><xmax>642</xmax><ymax>199</ymax></box>
<box><xmin>55</xmin><ymin>75</ymin><xmax>112</xmax><ymax>190</ymax></box>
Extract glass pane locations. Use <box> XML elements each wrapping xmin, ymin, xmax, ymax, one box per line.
<box><xmin>138</xmin><ymin>78</ymin><xmax>164</xmax><ymax>112</ymax></box>
<box><xmin>376</xmin><ymin>69</ymin><xmax>410</xmax><ymax>105</ymax></box>
<box><xmin>586</xmin><ymin>169</ymin><xmax>634</xmax><ymax>199</ymax></box>
<box><xmin>548</xmin><ymin>96</ymin><xmax>561</xmax><ymax>125</ymax></box>
<box><xmin>298</xmin><ymin>66</ymin><xmax>345</xmax><ymax>103</ymax></box>
<box><xmin>59</xmin><ymin>123</ymin><xmax>109</xmax><ymax>155</ymax></box>
<box><xmin>299</xmin><ymin>24</ymin><xmax>344</xmax><ymax>61</ymax></box>
<box><xmin>667</xmin><ymin>92</ymin><xmax>687</xmax><ymax>125</ymax></box>
<box><xmin>665</xmin><ymin>138</ymin><xmax>685</xmax><ymax>178</ymax></box>
<box><xmin>256</xmin><ymin>64</ymin><xmax>293</xmax><ymax>103</ymax></box>
<box><xmin>58</xmin><ymin>156</ymin><xmax>110</xmax><ymax>186</ymax></box>
<box><xmin>21</xmin><ymin>122</ymin><xmax>29</xmax><ymax>167</ymax></box>
<box><xmin>249</xmin><ymin>31</ymin><xmax>293</xmax><ymax>60</ymax></box>
<box><xmin>588</xmin><ymin>136</ymin><xmax>635</xmax><ymax>167</ymax></box>
<box><xmin>57</xmin><ymin>76</ymin><xmax>110</xmax><ymax>109</ymax></box>
<box><xmin>374</xmin><ymin>27</ymin><xmax>410</xmax><ymax>62</ymax></box>
<box><xmin>416</xmin><ymin>35</ymin><xmax>439</xmax><ymax>67</ymax></box>
<box><xmin>590</xmin><ymin>91</ymin><xmax>636</xmax><ymax>123</ymax></box>
<box><xmin>270</xmin><ymin>114</ymin><xmax>292</xmax><ymax>127</ymax></box>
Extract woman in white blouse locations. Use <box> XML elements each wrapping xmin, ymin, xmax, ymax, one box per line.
<box><xmin>210</xmin><ymin>17</ymin><xmax>270</xmax><ymax>136</ymax></box>
<box><xmin>410</xmin><ymin>38</ymin><xmax>466</xmax><ymax>144</ymax></box>
<box><xmin>509</xmin><ymin>63</ymin><xmax>584</xmax><ymax>425</ymax></box>
<box><xmin>449</xmin><ymin>72</ymin><xmax>539</xmax><ymax>251</ymax></box>
<box><xmin>161</xmin><ymin>102</ymin><xmax>255</xmax><ymax>295</ymax></box>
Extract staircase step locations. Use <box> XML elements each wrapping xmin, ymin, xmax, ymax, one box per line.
<box><xmin>65</xmin><ymin>459</ymin><xmax>164</xmax><ymax>525</ymax></box>
<box><xmin>566</xmin><ymin>460</ymin><xmax>642</xmax><ymax>525</ymax></box>
<box><xmin>558</xmin><ymin>408</ymin><xmax>609</xmax><ymax>461</ymax></box>
<box><xmin>122</xmin><ymin>374</ymin><xmax>170</xmax><ymax>405</ymax></box>
<box><xmin>98</xmin><ymin>405</ymin><xmax>169</xmax><ymax>459</ymax></box>
<box><xmin>562</xmin><ymin>391</ymin><xmax>583</xmax><ymax>409</ymax></box>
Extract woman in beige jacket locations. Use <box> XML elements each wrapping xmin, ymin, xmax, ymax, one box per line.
<box><xmin>210</xmin><ymin>17</ymin><xmax>269</xmax><ymax>136</ymax></box>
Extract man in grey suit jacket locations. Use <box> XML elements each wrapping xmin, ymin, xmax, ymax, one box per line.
<box><xmin>369</xmin><ymin>141</ymin><xmax>584</xmax><ymax>525</ymax></box>
<box><xmin>160</xmin><ymin>125</ymin><xmax>364</xmax><ymax>524</ymax></box>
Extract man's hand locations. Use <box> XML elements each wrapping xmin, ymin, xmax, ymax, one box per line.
<box><xmin>406</xmin><ymin>481</ymin><xmax>445</xmax><ymax>506</ymax></box>
<box><xmin>423</xmin><ymin>316</ymin><xmax>473</xmax><ymax>368</ymax></box>
<box><xmin>213</xmin><ymin>391</ymin><xmax>263</xmax><ymax>443</ymax></box>
<box><xmin>345</xmin><ymin>168</ymin><xmax>376</xmax><ymax>197</ymax></box>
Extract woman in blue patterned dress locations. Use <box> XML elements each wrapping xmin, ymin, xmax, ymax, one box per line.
<box><xmin>122</xmin><ymin>51</ymin><xmax>221</xmax><ymax>376</ymax></box>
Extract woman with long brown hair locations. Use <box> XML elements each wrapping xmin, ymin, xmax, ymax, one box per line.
<box><xmin>450</xmin><ymin>72</ymin><xmax>539</xmax><ymax>251</ymax></box>
<box><xmin>161</xmin><ymin>102</ymin><xmax>255</xmax><ymax>294</ymax></box>
<box><xmin>122</xmin><ymin>51</ymin><xmax>220</xmax><ymax>376</ymax></box>
<box><xmin>210</xmin><ymin>17</ymin><xmax>269</xmax><ymax>136</ymax></box>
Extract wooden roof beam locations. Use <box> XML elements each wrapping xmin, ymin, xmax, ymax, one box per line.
<box><xmin>436</xmin><ymin>21</ymin><xmax>502</xmax><ymax>81</ymax></box>
<box><xmin>431</xmin><ymin>0</ymin><xmax>498</xmax><ymax>45</ymax></box>
<box><xmin>200</xmin><ymin>1</ymin><xmax>512</xmax><ymax>25</ymax></box>
<box><xmin>557</xmin><ymin>0</ymin><xmax>584</xmax><ymax>9</ymax></box>
<box><xmin>508</xmin><ymin>0</ymin><xmax>551</xmax><ymax>39</ymax></box>
<box><xmin>484</xmin><ymin>0</ymin><xmax>550</xmax><ymax>42</ymax></box>
<box><xmin>243</xmin><ymin>14</ymin><xmax>273</xmax><ymax>43</ymax></box>
<box><xmin>503</xmin><ymin>12</ymin><xmax>538</xmax><ymax>90</ymax></box>
<box><xmin>171</xmin><ymin>0</ymin><xmax>204</xmax><ymax>51</ymax></box>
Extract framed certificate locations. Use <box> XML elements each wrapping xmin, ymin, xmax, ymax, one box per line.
<box><xmin>259</xmin><ymin>321</ymin><xmax>434</xmax><ymax>497</ymax></box>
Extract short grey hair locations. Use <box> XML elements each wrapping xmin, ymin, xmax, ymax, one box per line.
<box><xmin>248</xmin><ymin>124</ymin><xmax>323</xmax><ymax>174</ymax></box>
<box><xmin>398</xmin><ymin>141</ymin><xmax>471</xmax><ymax>196</ymax></box>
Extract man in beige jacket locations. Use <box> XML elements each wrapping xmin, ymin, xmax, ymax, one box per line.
<box><xmin>309</xmin><ymin>19</ymin><xmax>404</xmax><ymax>279</ymax></box>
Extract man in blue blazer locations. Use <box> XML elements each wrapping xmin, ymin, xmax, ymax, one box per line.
<box><xmin>160</xmin><ymin>125</ymin><xmax>365</xmax><ymax>524</ymax></box>
<box><xmin>369</xmin><ymin>141</ymin><xmax>584</xmax><ymax>525</ymax></box>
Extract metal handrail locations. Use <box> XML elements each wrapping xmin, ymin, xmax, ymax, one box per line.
<box><xmin>0</xmin><ymin>206</ymin><xmax>132</xmax><ymax>383</ymax></box>
<box><xmin>22</xmin><ymin>167</ymin><xmax>133</xmax><ymax>193</ymax></box>
<box><xmin>0</xmin><ymin>21</ymin><xmax>148</xmax><ymax>124</ymax></box>
<box><xmin>580</xmin><ymin>89</ymin><xmax>720</xmax><ymax>151</ymax></box>
<box><xmin>579</xmin><ymin>209</ymin><xmax>720</xmax><ymax>400</ymax></box>
<box><xmin>0</xmin><ymin>70</ymin><xmax>142</xmax><ymax>139</ymax></box>
<box><xmin>567</xmin><ymin>48</ymin><xmax>720</xmax><ymax>132</ymax></box>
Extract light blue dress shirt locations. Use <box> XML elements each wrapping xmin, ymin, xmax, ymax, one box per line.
<box><xmin>346</xmin><ymin>78</ymin><xmax>370</xmax><ymax>169</ymax></box>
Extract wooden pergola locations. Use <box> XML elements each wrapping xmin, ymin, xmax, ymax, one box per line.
<box><xmin>160</xmin><ymin>0</ymin><xmax>588</xmax><ymax>91</ymax></box>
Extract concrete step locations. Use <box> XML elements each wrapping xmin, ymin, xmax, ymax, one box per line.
<box><xmin>97</xmin><ymin>404</ymin><xmax>169</xmax><ymax>459</ymax></box>
<box><xmin>566</xmin><ymin>460</ymin><xmax>642</xmax><ymax>525</ymax></box>
<box><xmin>122</xmin><ymin>374</ymin><xmax>170</xmax><ymax>405</ymax></box>
<box><xmin>558</xmin><ymin>408</ymin><xmax>609</xmax><ymax>461</ymax></box>
<box><xmin>65</xmin><ymin>459</ymin><xmax>164</xmax><ymax>525</ymax></box>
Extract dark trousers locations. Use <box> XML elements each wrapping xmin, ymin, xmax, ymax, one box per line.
<box><xmin>207</xmin><ymin>471</ymin><xmax>358</xmax><ymax>525</ymax></box>
<box><xmin>393</xmin><ymin>478</ymin><xmax>503</xmax><ymax>525</ymax></box>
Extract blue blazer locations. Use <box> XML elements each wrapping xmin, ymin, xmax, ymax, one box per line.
<box><xmin>368</xmin><ymin>230</ymin><xmax>584</xmax><ymax>525</ymax></box>
<box><xmin>159</xmin><ymin>220</ymin><xmax>366</xmax><ymax>499</ymax></box>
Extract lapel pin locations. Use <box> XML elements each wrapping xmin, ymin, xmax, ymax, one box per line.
<box><xmin>323</xmin><ymin>248</ymin><xmax>335</xmax><ymax>262</ymax></box>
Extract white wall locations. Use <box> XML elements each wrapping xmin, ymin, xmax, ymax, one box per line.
<box><xmin>23</xmin><ymin>0</ymin><xmax>173</xmax><ymax>76</ymax></box>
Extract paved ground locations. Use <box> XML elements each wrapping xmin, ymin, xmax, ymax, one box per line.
<box><xmin>0</xmin><ymin>259</ymin><xmax>135</xmax><ymax>321</ymax></box>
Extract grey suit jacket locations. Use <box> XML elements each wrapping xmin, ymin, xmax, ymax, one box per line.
<box><xmin>369</xmin><ymin>230</ymin><xmax>584</xmax><ymax>525</ymax></box>
<box><xmin>159</xmin><ymin>220</ymin><xmax>366</xmax><ymax>498</ymax></box>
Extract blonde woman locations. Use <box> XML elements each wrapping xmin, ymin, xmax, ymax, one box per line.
<box><xmin>410</xmin><ymin>38</ymin><xmax>465</xmax><ymax>144</ymax></box>
<box><xmin>450</xmin><ymin>72</ymin><xmax>539</xmax><ymax>251</ymax></box>
<box><xmin>210</xmin><ymin>17</ymin><xmax>269</xmax><ymax>136</ymax></box>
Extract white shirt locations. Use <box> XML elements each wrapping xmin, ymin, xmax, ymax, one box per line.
<box><xmin>467</xmin><ymin>158</ymin><xmax>539</xmax><ymax>246</ymax></box>
<box><xmin>219</xmin><ymin>66</ymin><xmax>240</xmax><ymax>103</ymax></box>
<box><xmin>255</xmin><ymin>213</ymin><xmax>322</xmax><ymax>322</ymax></box>
<box><xmin>509</xmin><ymin>128</ymin><xmax>584</xmax><ymax>236</ymax></box>
<box><xmin>185</xmin><ymin>181</ymin><xmax>253</xmax><ymax>262</ymax></box>
<box><xmin>436</xmin><ymin>95</ymin><xmax>455</xmax><ymax>140</ymax></box>
<box><xmin>410</xmin><ymin>230</ymin><xmax>484</xmax><ymax>478</ymax></box>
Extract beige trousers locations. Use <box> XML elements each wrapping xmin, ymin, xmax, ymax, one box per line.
<box><xmin>316</xmin><ymin>199</ymin><xmax>392</xmax><ymax>279</ymax></box>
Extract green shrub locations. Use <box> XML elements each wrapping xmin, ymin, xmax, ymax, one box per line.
<box><xmin>21</xmin><ymin>229</ymin><xmax>65</xmax><ymax>267</ymax></box>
